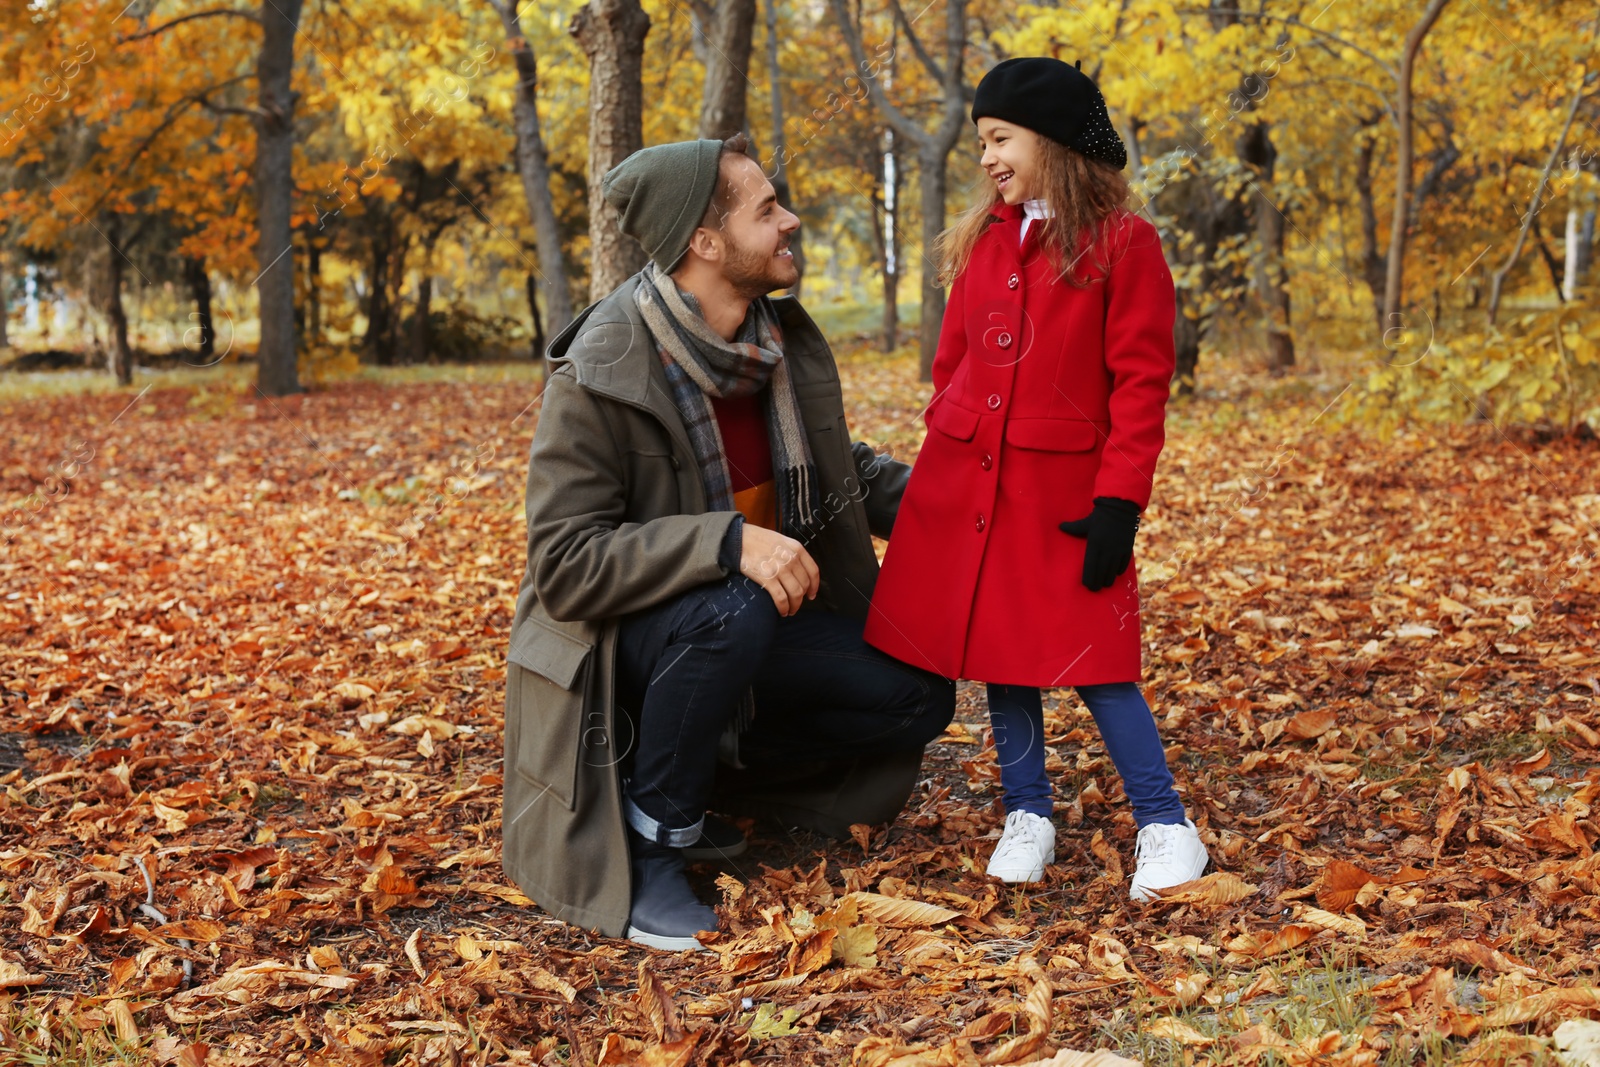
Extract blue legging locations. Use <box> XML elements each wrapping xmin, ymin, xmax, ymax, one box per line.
<box><xmin>987</xmin><ymin>681</ymin><xmax>1187</xmax><ymax>828</ymax></box>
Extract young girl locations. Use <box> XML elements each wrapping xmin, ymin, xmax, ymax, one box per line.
<box><xmin>863</xmin><ymin>57</ymin><xmax>1208</xmax><ymax>896</ymax></box>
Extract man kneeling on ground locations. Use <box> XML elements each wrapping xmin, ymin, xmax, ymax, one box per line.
<box><xmin>501</xmin><ymin>134</ymin><xmax>957</xmax><ymax>950</ymax></box>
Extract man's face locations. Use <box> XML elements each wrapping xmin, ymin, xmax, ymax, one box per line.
<box><xmin>712</xmin><ymin>155</ymin><xmax>800</xmax><ymax>297</ymax></box>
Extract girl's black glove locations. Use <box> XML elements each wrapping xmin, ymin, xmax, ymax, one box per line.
<box><xmin>1058</xmin><ymin>496</ymin><xmax>1142</xmax><ymax>591</ymax></box>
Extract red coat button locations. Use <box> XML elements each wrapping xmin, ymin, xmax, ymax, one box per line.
<box><xmin>975</xmin><ymin>514</ymin><xmax>986</xmax><ymax>532</ymax></box>
<box><xmin>986</xmin><ymin>394</ymin><xmax>1002</xmax><ymax>410</ymax></box>
<box><xmin>981</xmin><ymin>453</ymin><xmax>993</xmax><ymax>470</ymax></box>
<box><xmin>997</xmin><ymin>332</ymin><xmax>1013</xmax><ymax>348</ymax></box>
<box><xmin>1007</xmin><ymin>274</ymin><xmax>1019</xmax><ymax>290</ymax></box>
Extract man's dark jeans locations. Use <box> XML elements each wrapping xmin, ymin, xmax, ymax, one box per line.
<box><xmin>615</xmin><ymin>575</ymin><xmax>956</xmax><ymax>846</ymax></box>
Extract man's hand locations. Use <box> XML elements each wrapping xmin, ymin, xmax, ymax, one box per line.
<box><xmin>739</xmin><ymin>524</ymin><xmax>819</xmax><ymax>616</ymax></box>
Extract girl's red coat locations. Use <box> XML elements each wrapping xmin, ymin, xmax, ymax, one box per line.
<box><xmin>863</xmin><ymin>204</ymin><xmax>1176</xmax><ymax>686</ymax></box>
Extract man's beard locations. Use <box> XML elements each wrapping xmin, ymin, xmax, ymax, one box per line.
<box><xmin>723</xmin><ymin>231</ymin><xmax>799</xmax><ymax>299</ymax></box>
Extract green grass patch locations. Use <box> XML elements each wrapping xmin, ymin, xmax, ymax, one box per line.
<box><xmin>0</xmin><ymin>359</ymin><xmax>541</xmax><ymax>404</ymax></box>
<box><xmin>805</xmin><ymin>300</ymin><xmax>920</xmax><ymax>343</ymax></box>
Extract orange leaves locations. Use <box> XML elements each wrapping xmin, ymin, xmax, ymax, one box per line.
<box><xmin>1161</xmin><ymin>634</ymin><xmax>1210</xmax><ymax>663</ymax></box>
<box><xmin>1486</xmin><ymin>986</ymin><xmax>1600</xmax><ymax>1028</ymax></box>
<box><xmin>848</xmin><ymin>892</ymin><xmax>962</xmax><ymax>929</ymax></box>
<box><xmin>1290</xmin><ymin>906</ymin><xmax>1365</xmax><ymax>939</ymax></box>
<box><xmin>8</xmin><ymin>360</ymin><xmax>1600</xmax><ymax>1064</ymax></box>
<box><xmin>1317</xmin><ymin>859</ymin><xmax>1380</xmax><ymax>911</ymax></box>
<box><xmin>634</xmin><ymin>959</ymin><xmax>684</xmax><ymax>1043</ymax></box>
<box><xmin>851</xmin><ymin>957</ymin><xmax>1077</xmax><ymax>1067</ymax></box>
<box><xmin>1153</xmin><ymin>872</ymin><xmax>1259</xmax><ymax>907</ymax></box>
<box><xmin>1283</xmin><ymin>709</ymin><xmax>1337</xmax><ymax>741</ymax></box>
<box><xmin>1223</xmin><ymin>924</ymin><xmax>1319</xmax><ymax>962</ymax></box>
<box><xmin>163</xmin><ymin>960</ymin><xmax>359</xmax><ymax>1024</ymax></box>
<box><xmin>1370</xmin><ymin>967</ymin><xmax>1481</xmax><ymax>1038</ymax></box>
<box><xmin>0</xmin><ymin>960</ymin><xmax>46</xmax><ymax>987</ymax></box>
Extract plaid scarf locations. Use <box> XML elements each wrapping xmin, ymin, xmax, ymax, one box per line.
<box><xmin>633</xmin><ymin>263</ymin><xmax>819</xmax><ymax>541</ymax></box>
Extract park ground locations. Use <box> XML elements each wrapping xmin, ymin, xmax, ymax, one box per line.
<box><xmin>2</xmin><ymin>341</ymin><xmax>1599</xmax><ymax>1065</ymax></box>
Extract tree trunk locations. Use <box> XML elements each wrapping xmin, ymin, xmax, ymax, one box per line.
<box><xmin>916</xmin><ymin>146</ymin><xmax>948</xmax><ymax>381</ymax></box>
<box><xmin>1579</xmin><ymin>206</ymin><xmax>1596</xmax><ymax>280</ymax></box>
<box><xmin>882</xmin><ymin>148</ymin><xmax>900</xmax><ymax>354</ymax></box>
<box><xmin>527</xmin><ymin>269</ymin><xmax>546</xmax><ymax>362</ymax></box>
<box><xmin>412</xmin><ymin>274</ymin><xmax>433</xmax><ymax>362</ymax></box>
<box><xmin>1237</xmin><ymin>121</ymin><xmax>1293</xmax><ymax>372</ymax></box>
<box><xmin>1380</xmin><ymin>0</ymin><xmax>1451</xmax><ymax>342</ymax></box>
<box><xmin>184</xmin><ymin>255</ymin><xmax>215</xmax><ymax>365</ymax></box>
<box><xmin>870</xmin><ymin>135</ymin><xmax>896</xmax><ymax>355</ymax></box>
<box><xmin>0</xmin><ymin>254</ymin><xmax>9</xmax><ymax>350</ymax></box>
<box><xmin>384</xmin><ymin>237</ymin><xmax>410</xmax><ymax>365</ymax></box>
<box><xmin>492</xmin><ymin>0</ymin><xmax>574</xmax><ymax>346</ymax></box>
<box><xmin>1173</xmin><ymin>294</ymin><xmax>1202</xmax><ymax>397</ymax></box>
<box><xmin>1566</xmin><ymin>206</ymin><xmax>1584</xmax><ymax>303</ymax></box>
<box><xmin>253</xmin><ymin>0</ymin><xmax>304</xmax><ymax>396</ymax></box>
<box><xmin>868</xmin><ymin>128</ymin><xmax>901</xmax><ymax>353</ymax></box>
<box><xmin>825</xmin><ymin>0</ymin><xmax>967</xmax><ymax>381</ymax></box>
<box><xmin>306</xmin><ymin>240</ymin><xmax>321</xmax><ymax>344</ymax></box>
<box><xmin>699</xmin><ymin>0</ymin><xmax>757</xmax><ymax>139</ymax></box>
<box><xmin>1530</xmin><ymin>212</ymin><xmax>1566</xmax><ymax>300</ymax></box>
<box><xmin>1487</xmin><ymin>69</ymin><xmax>1588</xmax><ymax>326</ymax></box>
<box><xmin>363</xmin><ymin>228</ymin><xmax>392</xmax><ymax>364</ymax></box>
<box><xmin>571</xmin><ymin>0</ymin><xmax>650</xmax><ymax>300</ymax></box>
<box><xmin>1352</xmin><ymin>124</ymin><xmax>1388</xmax><ymax>336</ymax></box>
<box><xmin>103</xmin><ymin>218</ymin><xmax>133</xmax><ymax>387</ymax></box>
<box><xmin>763</xmin><ymin>0</ymin><xmax>803</xmax><ymax>295</ymax></box>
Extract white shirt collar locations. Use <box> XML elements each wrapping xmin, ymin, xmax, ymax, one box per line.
<box><xmin>1022</xmin><ymin>198</ymin><xmax>1054</xmax><ymax>220</ymax></box>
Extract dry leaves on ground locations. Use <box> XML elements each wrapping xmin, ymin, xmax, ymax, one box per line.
<box><xmin>2</xmin><ymin>354</ymin><xmax>1599</xmax><ymax>1063</ymax></box>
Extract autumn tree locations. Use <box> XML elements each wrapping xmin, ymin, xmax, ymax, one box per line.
<box><xmin>831</xmin><ymin>0</ymin><xmax>970</xmax><ymax>380</ymax></box>
<box><xmin>761</xmin><ymin>0</ymin><xmax>805</xmax><ymax>294</ymax></box>
<box><xmin>571</xmin><ymin>0</ymin><xmax>650</xmax><ymax>299</ymax></box>
<box><xmin>489</xmin><ymin>0</ymin><xmax>575</xmax><ymax>347</ymax></box>
<box><xmin>693</xmin><ymin>0</ymin><xmax>758</xmax><ymax>140</ymax></box>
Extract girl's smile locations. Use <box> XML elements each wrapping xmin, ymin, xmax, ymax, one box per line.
<box><xmin>977</xmin><ymin>116</ymin><xmax>1042</xmax><ymax>205</ymax></box>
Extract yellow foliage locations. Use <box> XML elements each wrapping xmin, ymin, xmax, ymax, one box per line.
<box><xmin>298</xmin><ymin>343</ymin><xmax>361</xmax><ymax>386</ymax></box>
<box><xmin>1341</xmin><ymin>309</ymin><xmax>1600</xmax><ymax>434</ymax></box>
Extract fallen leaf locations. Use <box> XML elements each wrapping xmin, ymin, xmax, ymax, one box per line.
<box><xmin>847</xmin><ymin>892</ymin><xmax>961</xmax><ymax>928</ymax></box>
<box><xmin>1225</xmin><ymin>924</ymin><xmax>1318</xmax><ymax>961</ymax></box>
<box><xmin>1285</xmin><ymin>710</ymin><xmax>1337</xmax><ymax>740</ymax></box>
<box><xmin>1317</xmin><ymin>859</ymin><xmax>1379</xmax><ymax>911</ymax></box>
<box><xmin>1553</xmin><ymin>1018</ymin><xmax>1600</xmax><ymax>1067</ymax></box>
<box><xmin>404</xmin><ymin>929</ymin><xmax>424</xmax><ymax>978</ymax></box>
<box><xmin>1293</xmin><ymin>905</ymin><xmax>1366</xmax><ymax>938</ymax></box>
<box><xmin>1154</xmin><ymin>872</ymin><xmax>1258</xmax><ymax>907</ymax></box>
<box><xmin>0</xmin><ymin>961</ymin><xmax>45</xmax><ymax>987</ymax></box>
<box><xmin>1143</xmin><ymin>1017</ymin><xmax>1213</xmax><ymax>1046</ymax></box>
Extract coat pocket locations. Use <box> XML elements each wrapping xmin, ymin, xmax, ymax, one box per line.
<box><xmin>928</xmin><ymin>401</ymin><xmax>980</xmax><ymax>442</ymax></box>
<box><xmin>1003</xmin><ymin>419</ymin><xmax>1102</xmax><ymax>452</ymax></box>
<box><xmin>508</xmin><ymin>615</ymin><xmax>593</xmax><ymax>689</ymax></box>
<box><xmin>505</xmin><ymin>616</ymin><xmax>596</xmax><ymax>811</ymax></box>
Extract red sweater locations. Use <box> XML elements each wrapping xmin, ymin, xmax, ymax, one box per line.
<box><xmin>710</xmin><ymin>392</ymin><xmax>775</xmax><ymax>530</ymax></box>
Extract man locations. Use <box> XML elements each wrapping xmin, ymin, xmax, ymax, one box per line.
<box><xmin>502</xmin><ymin>134</ymin><xmax>956</xmax><ymax>951</ymax></box>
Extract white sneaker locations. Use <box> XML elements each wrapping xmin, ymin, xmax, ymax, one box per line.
<box><xmin>1129</xmin><ymin>819</ymin><xmax>1209</xmax><ymax>901</ymax></box>
<box><xmin>986</xmin><ymin>810</ymin><xmax>1056</xmax><ymax>883</ymax></box>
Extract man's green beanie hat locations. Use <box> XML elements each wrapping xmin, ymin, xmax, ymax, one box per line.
<box><xmin>601</xmin><ymin>139</ymin><xmax>725</xmax><ymax>274</ymax></box>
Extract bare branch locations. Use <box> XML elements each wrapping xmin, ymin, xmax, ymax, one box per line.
<box><xmin>118</xmin><ymin>7</ymin><xmax>262</xmax><ymax>43</ymax></box>
<box><xmin>886</xmin><ymin>0</ymin><xmax>944</xmax><ymax>85</ymax></box>
<box><xmin>932</xmin><ymin>0</ymin><xmax>966</xmax><ymax>152</ymax></box>
<box><xmin>1488</xmin><ymin>68</ymin><xmax>1590</xmax><ymax>324</ymax></box>
<box><xmin>826</xmin><ymin>0</ymin><xmax>929</xmax><ymax>150</ymax></box>
<box><xmin>686</xmin><ymin>0</ymin><xmax>715</xmax><ymax>29</ymax></box>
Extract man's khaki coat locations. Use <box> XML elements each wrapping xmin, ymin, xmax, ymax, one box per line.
<box><xmin>503</xmin><ymin>274</ymin><xmax>911</xmax><ymax>937</ymax></box>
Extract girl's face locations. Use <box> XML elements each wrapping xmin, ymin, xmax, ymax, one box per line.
<box><xmin>977</xmin><ymin>117</ymin><xmax>1043</xmax><ymax>205</ymax></box>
